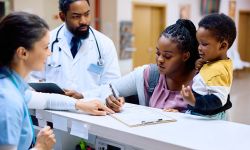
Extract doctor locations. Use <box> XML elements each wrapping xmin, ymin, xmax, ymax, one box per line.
<box><xmin>31</xmin><ymin>0</ymin><xmax>121</xmax><ymax>99</ymax></box>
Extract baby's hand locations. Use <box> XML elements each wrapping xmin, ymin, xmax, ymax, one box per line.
<box><xmin>163</xmin><ymin>108</ymin><xmax>179</xmax><ymax>112</ymax></box>
<box><xmin>181</xmin><ymin>85</ymin><xmax>196</xmax><ymax>106</ymax></box>
<box><xmin>195</xmin><ymin>58</ymin><xmax>206</xmax><ymax>71</ymax></box>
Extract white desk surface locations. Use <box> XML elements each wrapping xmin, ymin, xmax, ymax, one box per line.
<box><xmin>35</xmin><ymin>103</ymin><xmax>250</xmax><ymax>150</ymax></box>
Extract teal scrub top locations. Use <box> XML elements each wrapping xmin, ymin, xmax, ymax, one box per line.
<box><xmin>0</xmin><ymin>67</ymin><xmax>34</xmax><ymax>150</ymax></box>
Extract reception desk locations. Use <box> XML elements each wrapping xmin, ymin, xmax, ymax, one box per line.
<box><xmin>33</xmin><ymin>103</ymin><xmax>250</xmax><ymax>150</ymax></box>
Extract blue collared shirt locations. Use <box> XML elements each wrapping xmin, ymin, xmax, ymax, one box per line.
<box><xmin>0</xmin><ymin>67</ymin><xmax>33</xmax><ymax>150</ymax></box>
<box><xmin>64</xmin><ymin>25</ymin><xmax>83</xmax><ymax>51</ymax></box>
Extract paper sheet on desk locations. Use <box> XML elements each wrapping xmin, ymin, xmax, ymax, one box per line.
<box><xmin>110</xmin><ymin>105</ymin><xmax>176</xmax><ymax>127</ymax></box>
<box><xmin>70</xmin><ymin>120</ymin><xmax>88</xmax><ymax>140</ymax></box>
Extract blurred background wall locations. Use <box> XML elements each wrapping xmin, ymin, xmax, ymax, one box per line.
<box><xmin>2</xmin><ymin>0</ymin><xmax>249</xmax><ymax>69</ymax></box>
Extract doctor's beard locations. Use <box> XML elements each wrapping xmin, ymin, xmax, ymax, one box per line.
<box><xmin>73</xmin><ymin>25</ymin><xmax>90</xmax><ymax>39</ymax></box>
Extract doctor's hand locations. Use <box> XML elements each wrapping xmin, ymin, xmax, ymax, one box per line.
<box><xmin>64</xmin><ymin>89</ymin><xmax>83</xmax><ymax>99</ymax></box>
<box><xmin>75</xmin><ymin>100</ymin><xmax>114</xmax><ymax>116</ymax></box>
<box><xmin>106</xmin><ymin>95</ymin><xmax>125</xmax><ymax>112</ymax></box>
<box><xmin>34</xmin><ymin>126</ymin><xmax>56</xmax><ymax>150</ymax></box>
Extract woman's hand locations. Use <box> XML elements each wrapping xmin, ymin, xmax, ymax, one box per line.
<box><xmin>181</xmin><ymin>85</ymin><xmax>196</xmax><ymax>106</ymax></box>
<box><xmin>105</xmin><ymin>95</ymin><xmax>125</xmax><ymax>112</ymax></box>
<box><xmin>76</xmin><ymin>100</ymin><xmax>114</xmax><ymax>115</ymax></box>
<box><xmin>163</xmin><ymin>108</ymin><xmax>179</xmax><ymax>112</ymax></box>
<box><xmin>34</xmin><ymin>126</ymin><xmax>56</xmax><ymax>150</ymax></box>
<box><xmin>64</xmin><ymin>89</ymin><xmax>83</xmax><ymax>99</ymax></box>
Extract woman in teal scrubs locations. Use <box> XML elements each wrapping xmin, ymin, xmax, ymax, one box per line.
<box><xmin>0</xmin><ymin>12</ymin><xmax>56</xmax><ymax>150</ymax></box>
<box><xmin>0</xmin><ymin>11</ymin><xmax>114</xmax><ymax>150</ymax></box>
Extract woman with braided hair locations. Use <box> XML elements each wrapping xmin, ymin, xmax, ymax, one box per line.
<box><xmin>105</xmin><ymin>19</ymin><xmax>199</xmax><ymax>113</ymax></box>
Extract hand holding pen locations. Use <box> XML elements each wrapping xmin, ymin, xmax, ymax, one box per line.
<box><xmin>106</xmin><ymin>84</ymin><xmax>125</xmax><ymax>112</ymax></box>
<box><xmin>109</xmin><ymin>84</ymin><xmax>119</xmax><ymax>99</ymax></box>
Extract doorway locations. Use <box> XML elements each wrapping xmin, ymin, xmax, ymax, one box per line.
<box><xmin>238</xmin><ymin>11</ymin><xmax>250</xmax><ymax>62</ymax></box>
<box><xmin>132</xmin><ymin>3</ymin><xmax>166</xmax><ymax>68</ymax></box>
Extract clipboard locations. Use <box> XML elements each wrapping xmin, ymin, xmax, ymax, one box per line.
<box><xmin>29</xmin><ymin>83</ymin><xmax>65</xmax><ymax>95</ymax></box>
<box><xmin>110</xmin><ymin>104</ymin><xmax>176</xmax><ymax>127</ymax></box>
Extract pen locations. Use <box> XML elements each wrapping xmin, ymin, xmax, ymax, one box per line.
<box><xmin>109</xmin><ymin>83</ymin><xmax>118</xmax><ymax>99</ymax></box>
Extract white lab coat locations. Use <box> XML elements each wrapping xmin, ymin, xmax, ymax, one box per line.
<box><xmin>30</xmin><ymin>24</ymin><xmax>121</xmax><ymax>99</ymax></box>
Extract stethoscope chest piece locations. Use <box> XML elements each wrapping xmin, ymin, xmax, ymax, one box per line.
<box><xmin>97</xmin><ymin>59</ymin><xmax>104</xmax><ymax>66</ymax></box>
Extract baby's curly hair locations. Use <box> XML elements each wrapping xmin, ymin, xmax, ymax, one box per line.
<box><xmin>198</xmin><ymin>13</ymin><xmax>236</xmax><ymax>49</ymax></box>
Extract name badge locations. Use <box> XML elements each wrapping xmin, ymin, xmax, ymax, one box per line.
<box><xmin>87</xmin><ymin>64</ymin><xmax>104</xmax><ymax>75</ymax></box>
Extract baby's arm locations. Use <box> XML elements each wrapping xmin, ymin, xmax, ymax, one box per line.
<box><xmin>181</xmin><ymin>85</ymin><xmax>196</xmax><ymax>106</ymax></box>
<box><xmin>181</xmin><ymin>85</ymin><xmax>221</xmax><ymax>109</ymax></box>
<box><xmin>182</xmin><ymin>89</ymin><xmax>225</xmax><ymax>113</ymax></box>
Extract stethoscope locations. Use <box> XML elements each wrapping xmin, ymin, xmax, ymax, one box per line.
<box><xmin>48</xmin><ymin>25</ymin><xmax>104</xmax><ymax>68</ymax></box>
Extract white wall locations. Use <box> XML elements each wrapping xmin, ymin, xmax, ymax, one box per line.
<box><xmin>13</xmin><ymin>0</ymin><xmax>44</xmax><ymax>16</ymax></box>
<box><xmin>220</xmin><ymin>0</ymin><xmax>250</xmax><ymax>69</ymax></box>
<box><xmin>100</xmin><ymin>0</ymin><xmax>119</xmax><ymax>52</ymax></box>
<box><xmin>12</xmin><ymin>0</ymin><xmax>98</xmax><ymax>30</ymax></box>
<box><xmin>13</xmin><ymin>0</ymin><xmax>61</xmax><ymax>29</ymax></box>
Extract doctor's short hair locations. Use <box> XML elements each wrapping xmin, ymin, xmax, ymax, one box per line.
<box><xmin>198</xmin><ymin>13</ymin><xmax>236</xmax><ymax>49</ymax></box>
<box><xmin>161</xmin><ymin>19</ymin><xmax>199</xmax><ymax>71</ymax></box>
<box><xmin>0</xmin><ymin>11</ymin><xmax>49</xmax><ymax>67</ymax></box>
<box><xmin>59</xmin><ymin>0</ymin><xmax>90</xmax><ymax>14</ymax></box>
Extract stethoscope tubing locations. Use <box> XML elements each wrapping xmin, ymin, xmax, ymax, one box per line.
<box><xmin>50</xmin><ymin>25</ymin><xmax>103</xmax><ymax>65</ymax></box>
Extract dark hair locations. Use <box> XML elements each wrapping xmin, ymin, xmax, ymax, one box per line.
<box><xmin>59</xmin><ymin>0</ymin><xmax>90</xmax><ymax>14</ymax></box>
<box><xmin>0</xmin><ymin>11</ymin><xmax>49</xmax><ymax>67</ymax></box>
<box><xmin>161</xmin><ymin>19</ymin><xmax>199</xmax><ymax>70</ymax></box>
<box><xmin>198</xmin><ymin>13</ymin><xmax>236</xmax><ymax>49</ymax></box>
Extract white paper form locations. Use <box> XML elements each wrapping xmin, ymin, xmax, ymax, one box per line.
<box><xmin>110</xmin><ymin>104</ymin><xmax>176</xmax><ymax>127</ymax></box>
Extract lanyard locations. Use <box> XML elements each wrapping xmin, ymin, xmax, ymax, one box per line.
<box><xmin>8</xmin><ymin>74</ymin><xmax>36</xmax><ymax>146</ymax></box>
